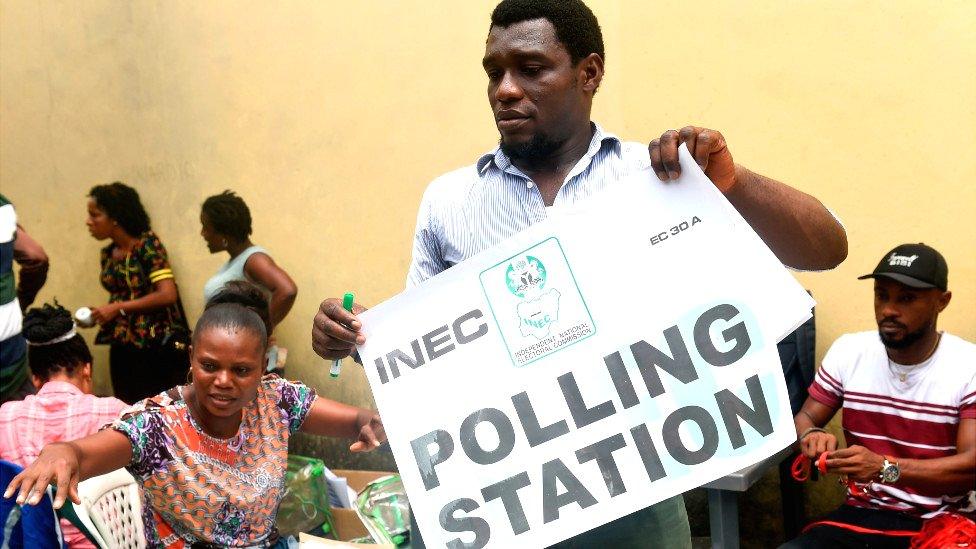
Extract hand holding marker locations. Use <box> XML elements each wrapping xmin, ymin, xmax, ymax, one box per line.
<box><xmin>331</xmin><ymin>292</ymin><xmax>356</xmax><ymax>378</ymax></box>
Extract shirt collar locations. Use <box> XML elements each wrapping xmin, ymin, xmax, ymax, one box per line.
<box><xmin>37</xmin><ymin>380</ymin><xmax>84</xmax><ymax>396</ymax></box>
<box><xmin>476</xmin><ymin>122</ymin><xmax>621</xmax><ymax>175</ymax></box>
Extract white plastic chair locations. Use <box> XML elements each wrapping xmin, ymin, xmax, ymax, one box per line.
<box><xmin>73</xmin><ymin>468</ymin><xmax>145</xmax><ymax>549</ymax></box>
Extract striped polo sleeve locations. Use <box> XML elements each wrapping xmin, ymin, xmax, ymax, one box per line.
<box><xmin>961</xmin><ymin>374</ymin><xmax>976</xmax><ymax>420</ymax></box>
<box><xmin>808</xmin><ymin>334</ymin><xmax>853</xmax><ymax>410</ymax></box>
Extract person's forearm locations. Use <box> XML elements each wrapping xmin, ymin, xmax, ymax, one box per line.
<box><xmin>242</xmin><ymin>255</ymin><xmax>297</xmax><ymax>329</ymax></box>
<box><xmin>16</xmin><ymin>257</ymin><xmax>48</xmax><ymax>310</ymax></box>
<box><xmin>72</xmin><ymin>430</ymin><xmax>133</xmax><ymax>480</ymax></box>
<box><xmin>794</xmin><ymin>411</ymin><xmax>818</xmax><ymax>438</ymax></box>
<box><xmin>114</xmin><ymin>286</ymin><xmax>177</xmax><ymax>314</ymax></box>
<box><xmin>268</xmin><ymin>289</ymin><xmax>296</xmax><ymax>329</ymax></box>
<box><xmin>13</xmin><ymin>226</ymin><xmax>49</xmax><ymax>309</ymax></box>
<box><xmin>302</xmin><ymin>397</ymin><xmax>372</xmax><ymax>439</ymax></box>
<box><xmin>896</xmin><ymin>450</ymin><xmax>976</xmax><ymax>493</ymax></box>
<box><xmin>726</xmin><ymin>165</ymin><xmax>848</xmax><ymax>270</ymax></box>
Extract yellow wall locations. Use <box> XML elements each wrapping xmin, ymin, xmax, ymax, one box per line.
<box><xmin>3</xmin><ymin>0</ymin><xmax>974</xmax><ymax>495</ymax></box>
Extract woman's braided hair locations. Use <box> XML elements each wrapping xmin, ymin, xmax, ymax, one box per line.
<box><xmin>23</xmin><ymin>301</ymin><xmax>92</xmax><ymax>380</ymax></box>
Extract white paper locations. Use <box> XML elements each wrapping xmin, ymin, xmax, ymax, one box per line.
<box><xmin>358</xmin><ymin>145</ymin><xmax>814</xmax><ymax>548</ymax></box>
<box><xmin>322</xmin><ymin>467</ymin><xmax>354</xmax><ymax>509</ymax></box>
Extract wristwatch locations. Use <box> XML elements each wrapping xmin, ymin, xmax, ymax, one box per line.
<box><xmin>879</xmin><ymin>455</ymin><xmax>900</xmax><ymax>484</ymax></box>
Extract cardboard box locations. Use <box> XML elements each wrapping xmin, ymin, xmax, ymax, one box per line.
<box><xmin>322</xmin><ymin>469</ymin><xmax>398</xmax><ymax>547</ymax></box>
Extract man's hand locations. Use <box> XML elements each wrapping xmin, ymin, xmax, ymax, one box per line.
<box><xmin>311</xmin><ymin>297</ymin><xmax>367</xmax><ymax>360</ymax></box>
<box><xmin>825</xmin><ymin>445</ymin><xmax>886</xmax><ymax>483</ymax></box>
<box><xmin>793</xmin><ymin>398</ymin><xmax>840</xmax><ymax>459</ymax></box>
<box><xmin>799</xmin><ymin>430</ymin><xmax>838</xmax><ymax>460</ymax></box>
<box><xmin>649</xmin><ymin>126</ymin><xmax>737</xmax><ymax>192</ymax></box>
<box><xmin>350</xmin><ymin>412</ymin><xmax>386</xmax><ymax>453</ymax></box>
<box><xmin>90</xmin><ymin>303</ymin><xmax>122</xmax><ymax>325</ymax></box>
<box><xmin>3</xmin><ymin>442</ymin><xmax>81</xmax><ymax>509</ymax></box>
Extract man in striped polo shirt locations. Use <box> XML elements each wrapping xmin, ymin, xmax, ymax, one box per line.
<box><xmin>786</xmin><ymin>243</ymin><xmax>976</xmax><ymax>548</ymax></box>
<box><xmin>1</xmin><ymin>194</ymin><xmax>49</xmax><ymax>404</ymax></box>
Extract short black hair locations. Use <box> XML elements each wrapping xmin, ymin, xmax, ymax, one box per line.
<box><xmin>205</xmin><ymin>280</ymin><xmax>272</xmax><ymax>336</ymax></box>
<box><xmin>490</xmin><ymin>0</ymin><xmax>604</xmax><ymax>65</ymax></box>
<box><xmin>88</xmin><ymin>182</ymin><xmax>151</xmax><ymax>236</ymax></box>
<box><xmin>201</xmin><ymin>190</ymin><xmax>252</xmax><ymax>242</ymax></box>
<box><xmin>193</xmin><ymin>302</ymin><xmax>268</xmax><ymax>350</ymax></box>
<box><xmin>24</xmin><ymin>302</ymin><xmax>92</xmax><ymax>381</ymax></box>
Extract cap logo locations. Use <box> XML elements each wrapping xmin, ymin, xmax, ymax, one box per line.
<box><xmin>888</xmin><ymin>252</ymin><xmax>919</xmax><ymax>267</ymax></box>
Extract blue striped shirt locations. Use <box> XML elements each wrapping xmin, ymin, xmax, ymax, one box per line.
<box><xmin>407</xmin><ymin>123</ymin><xmax>650</xmax><ymax>287</ymax></box>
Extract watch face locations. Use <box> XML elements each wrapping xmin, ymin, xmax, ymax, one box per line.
<box><xmin>882</xmin><ymin>463</ymin><xmax>901</xmax><ymax>483</ymax></box>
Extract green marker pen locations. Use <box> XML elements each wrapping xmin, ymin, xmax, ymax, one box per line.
<box><xmin>331</xmin><ymin>292</ymin><xmax>356</xmax><ymax>378</ymax></box>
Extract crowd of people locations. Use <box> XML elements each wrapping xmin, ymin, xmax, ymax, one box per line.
<box><xmin>1</xmin><ymin>184</ymin><xmax>384</xmax><ymax>547</ymax></box>
<box><xmin>1</xmin><ymin>0</ymin><xmax>973</xmax><ymax>548</ymax></box>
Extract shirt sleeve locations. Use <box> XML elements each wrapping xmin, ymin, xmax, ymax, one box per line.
<box><xmin>269</xmin><ymin>376</ymin><xmax>318</xmax><ymax>434</ymax></box>
<box><xmin>960</xmin><ymin>373</ymin><xmax>976</xmax><ymax>420</ymax></box>
<box><xmin>107</xmin><ymin>402</ymin><xmax>173</xmax><ymax>479</ymax></box>
<box><xmin>808</xmin><ymin>335</ymin><xmax>850</xmax><ymax>410</ymax></box>
<box><xmin>137</xmin><ymin>232</ymin><xmax>175</xmax><ymax>285</ymax></box>
<box><xmin>405</xmin><ymin>183</ymin><xmax>449</xmax><ymax>289</ymax></box>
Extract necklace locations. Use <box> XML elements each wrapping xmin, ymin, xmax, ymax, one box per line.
<box><xmin>887</xmin><ymin>332</ymin><xmax>941</xmax><ymax>383</ymax></box>
<box><xmin>180</xmin><ymin>385</ymin><xmax>241</xmax><ymax>442</ymax></box>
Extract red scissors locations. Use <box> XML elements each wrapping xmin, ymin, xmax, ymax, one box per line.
<box><xmin>791</xmin><ymin>451</ymin><xmax>863</xmax><ymax>495</ymax></box>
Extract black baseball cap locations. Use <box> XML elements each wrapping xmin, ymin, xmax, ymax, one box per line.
<box><xmin>858</xmin><ymin>243</ymin><xmax>948</xmax><ymax>291</ymax></box>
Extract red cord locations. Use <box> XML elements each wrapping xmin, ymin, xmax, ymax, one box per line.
<box><xmin>911</xmin><ymin>513</ymin><xmax>976</xmax><ymax>548</ymax></box>
<box><xmin>802</xmin><ymin>519</ymin><xmax>918</xmax><ymax>537</ymax></box>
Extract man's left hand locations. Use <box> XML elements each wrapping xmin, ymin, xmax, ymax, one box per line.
<box><xmin>824</xmin><ymin>445</ymin><xmax>886</xmax><ymax>482</ymax></box>
<box><xmin>649</xmin><ymin>126</ymin><xmax>737</xmax><ymax>192</ymax></box>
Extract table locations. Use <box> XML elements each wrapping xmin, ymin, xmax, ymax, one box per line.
<box><xmin>702</xmin><ymin>444</ymin><xmax>797</xmax><ymax>549</ymax></box>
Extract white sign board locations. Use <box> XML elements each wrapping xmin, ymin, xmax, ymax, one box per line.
<box><xmin>358</xmin><ymin>147</ymin><xmax>815</xmax><ymax>548</ymax></box>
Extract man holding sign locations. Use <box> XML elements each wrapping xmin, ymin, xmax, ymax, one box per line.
<box><xmin>313</xmin><ymin>1</ymin><xmax>846</xmax><ymax>546</ymax></box>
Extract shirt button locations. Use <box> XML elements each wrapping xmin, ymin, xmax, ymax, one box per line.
<box><xmin>526</xmin><ymin>181</ymin><xmax>534</xmax><ymax>188</ymax></box>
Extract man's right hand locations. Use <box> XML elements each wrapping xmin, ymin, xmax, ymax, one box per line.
<box><xmin>312</xmin><ymin>297</ymin><xmax>367</xmax><ymax>360</ymax></box>
<box><xmin>800</xmin><ymin>431</ymin><xmax>838</xmax><ymax>460</ymax></box>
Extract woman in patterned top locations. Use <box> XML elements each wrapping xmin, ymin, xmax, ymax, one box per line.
<box><xmin>5</xmin><ymin>300</ymin><xmax>386</xmax><ymax>548</ymax></box>
<box><xmin>85</xmin><ymin>182</ymin><xmax>191</xmax><ymax>403</ymax></box>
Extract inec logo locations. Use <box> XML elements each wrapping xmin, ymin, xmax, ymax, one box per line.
<box><xmin>506</xmin><ymin>256</ymin><xmax>547</xmax><ymax>297</ymax></box>
<box><xmin>505</xmin><ymin>255</ymin><xmax>561</xmax><ymax>340</ymax></box>
<box><xmin>481</xmin><ymin>238</ymin><xmax>595</xmax><ymax>367</ymax></box>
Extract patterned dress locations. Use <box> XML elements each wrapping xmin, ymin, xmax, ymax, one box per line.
<box><xmin>109</xmin><ymin>375</ymin><xmax>317</xmax><ymax>547</ymax></box>
<box><xmin>95</xmin><ymin>230</ymin><xmax>188</xmax><ymax>348</ymax></box>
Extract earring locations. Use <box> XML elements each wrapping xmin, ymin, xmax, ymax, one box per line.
<box><xmin>222</xmin><ymin>238</ymin><xmax>228</xmax><ymax>247</ymax></box>
<box><xmin>185</xmin><ymin>368</ymin><xmax>193</xmax><ymax>385</ymax></box>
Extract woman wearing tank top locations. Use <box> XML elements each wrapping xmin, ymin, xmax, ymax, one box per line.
<box><xmin>200</xmin><ymin>191</ymin><xmax>297</xmax><ymax>371</ymax></box>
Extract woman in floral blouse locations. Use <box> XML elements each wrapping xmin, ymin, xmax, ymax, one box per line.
<box><xmin>5</xmin><ymin>300</ymin><xmax>386</xmax><ymax>548</ymax></box>
<box><xmin>86</xmin><ymin>182</ymin><xmax>191</xmax><ymax>403</ymax></box>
